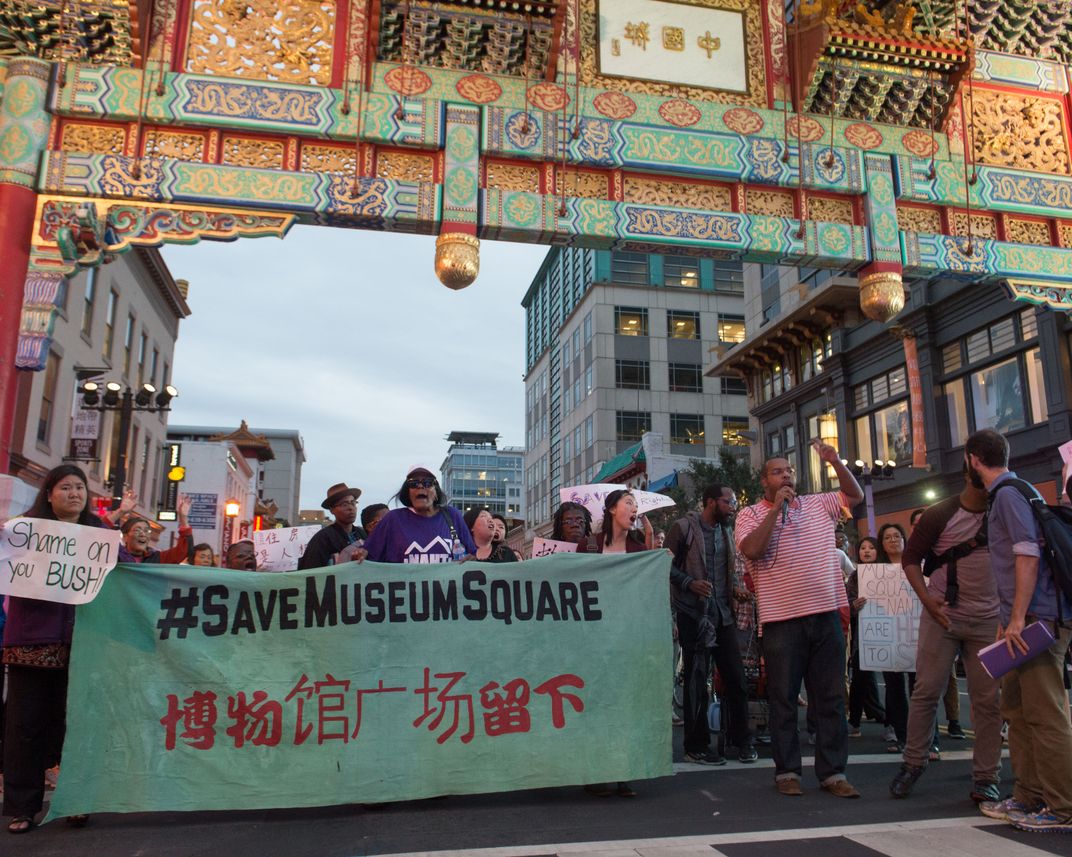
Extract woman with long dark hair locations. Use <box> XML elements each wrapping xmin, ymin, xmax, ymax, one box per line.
<box><xmin>3</xmin><ymin>465</ymin><xmax>102</xmax><ymax>833</ymax></box>
<box><xmin>876</xmin><ymin>523</ymin><xmax>915</xmax><ymax>754</ymax></box>
<box><xmin>463</xmin><ymin>508</ymin><xmax>517</xmax><ymax>563</ymax></box>
<box><xmin>846</xmin><ymin>537</ymin><xmax>885</xmax><ymax>734</ymax></box>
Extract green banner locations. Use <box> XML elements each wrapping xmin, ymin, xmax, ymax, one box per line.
<box><xmin>48</xmin><ymin>552</ymin><xmax>672</xmax><ymax>818</ymax></box>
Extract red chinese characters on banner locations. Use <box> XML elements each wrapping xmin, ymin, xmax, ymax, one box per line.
<box><xmin>160</xmin><ymin>691</ymin><xmax>219</xmax><ymax>750</ymax></box>
<box><xmin>159</xmin><ymin>671</ymin><xmax>586</xmax><ymax>751</ymax></box>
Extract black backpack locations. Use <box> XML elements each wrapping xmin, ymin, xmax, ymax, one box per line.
<box><xmin>990</xmin><ymin>478</ymin><xmax>1072</xmax><ymax>622</ymax></box>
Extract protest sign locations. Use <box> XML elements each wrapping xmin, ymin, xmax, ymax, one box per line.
<box><xmin>559</xmin><ymin>483</ymin><xmax>677</xmax><ymax>530</ymax></box>
<box><xmin>252</xmin><ymin>525</ymin><xmax>320</xmax><ymax>571</ymax></box>
<box><xmin>0</xmin><ymin>517</ymin><xmax>121</xmax><ymax>604</ymax></box>
<box><xmin>531</xmin><ymin>537</ymin><xmax>578</xmax><ymax>558</ymax></box>
<box><xmin>49</xmin><ymin>551</ymin><xmax>673</xmax><ymax>818</ymax></box>
<box><xmin>857</xmin><ymin>562</ymin><xmax>923</xmax><ymax>672</ymax></box>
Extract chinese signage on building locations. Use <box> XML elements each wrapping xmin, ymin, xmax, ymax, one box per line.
<box><xmin>598</xmin><ymin>0</ymin><xmax>748</xmax><ymax>93</ymax></box>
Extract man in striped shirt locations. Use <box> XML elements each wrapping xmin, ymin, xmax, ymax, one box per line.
<box><xmin>736</xmin><ymin>440</ymin><xmax>864</xmax><ymax>798</ymax></box>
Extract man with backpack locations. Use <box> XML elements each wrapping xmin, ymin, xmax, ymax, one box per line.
<box><xmin>888</xmin><ymin>464</ymin><xmax>1002</xmax><ymax>803</ymax></box>
<box><xmin>965</xmin><ymin>429</ymin><xmax>1072</xmax><ymax>833</ymax></box>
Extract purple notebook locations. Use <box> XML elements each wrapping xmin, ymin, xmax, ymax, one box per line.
<box><xmin>978</xmin><ymin>621</ymin><xmax>1056</xmax><ymax>680</ymax></box>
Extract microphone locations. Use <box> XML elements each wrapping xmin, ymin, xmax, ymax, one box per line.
<box><xmin>781</xmin><ymin>499</ymin><xmax>789</xmax><ymax>524</ymax></box>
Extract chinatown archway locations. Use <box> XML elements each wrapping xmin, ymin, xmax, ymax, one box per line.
<box><xmin>4</xmin><ymin>0</ymin><xmax>1072</xmax><ymax>470</ymax></box>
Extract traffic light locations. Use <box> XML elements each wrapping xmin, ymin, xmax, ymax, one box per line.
<box><xmin>167</xmin><ymin>465</ymin><xmax>186</xmax><ymax>482</ymax></box>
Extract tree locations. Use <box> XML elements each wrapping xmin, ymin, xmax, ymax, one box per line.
<box><xmin>684</xmin><ymin>448</ymin><xmax>762</xmax><ymax>507</ymax></box>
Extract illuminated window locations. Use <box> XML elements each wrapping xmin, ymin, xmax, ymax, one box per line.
<box><xmin>668</xmin><ymin>310</ymin><xmax>700</xmax><ymax>339</ymax></box>
<box><xmin>616</xmin><ymin>411</ymin><xmax>650</xmax><ymax>442</ymax></box>
<box><xmin>722</xmin><ymin>418</ymin><xmax>750</xmax><ymax>446</ymax></box>
<box><xmin>717</xmin><ymin>314</ymin><xmax>746</xmax><ymax>343</ymax></box>
<box><xmin>670</xmin><ymin>414</ymin><xmax>705</xmax><ymax>445</ymax></box>
<box><xmin>664</xmin><ymin>255</ymin><xmax>699</xmax><ymax>288</ymax></box>
<box><xmin>615</xmin><ymin>306</ymin><xmax>648</xmax><ymax>336</ymax></box>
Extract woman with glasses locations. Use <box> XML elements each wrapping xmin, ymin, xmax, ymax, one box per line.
<box><xmin>361</xmin><ymin>467</ymin><xmax>476</xmax><ymax>564</ymax></box>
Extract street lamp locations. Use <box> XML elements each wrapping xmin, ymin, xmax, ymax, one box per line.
<box><xmin>845</xmin><ymin>459</ymin><xmax>896</xmax><ymax>537</ymax></box>
<box><xmin>79</xmin><ymin>379</ymin><xmax>179</xmax><ymax>509</ymax></box>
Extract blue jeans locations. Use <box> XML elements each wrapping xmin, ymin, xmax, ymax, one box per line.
<box><xmin>763</xmin><ymin>610</ymin><xmax>848</xmax><ymax>782</ymax></box>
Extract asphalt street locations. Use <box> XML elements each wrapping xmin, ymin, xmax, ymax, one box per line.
<box><xmin>9</xmin><ymin>715</ymin><xmax>1072</xmax><ymax>857</ymax></box>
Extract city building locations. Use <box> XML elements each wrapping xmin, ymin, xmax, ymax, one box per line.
<box><xmin>167</xmin><ymin>423</ymin><xmax>305</xmax><ymax>526</ymax></box>
<box><xmin>159</xmin><ymin>438</ymin><xmax>256</xmax><ymax>557</ymax></box>
<box><xmin>708</xmin><ymin>264</ymin><xmax>1071</xmax><ymax>533</ymax></box>
<box><xmin>439</xmin><ymin>431</ymin><xmax>524</xmax><ymax>522</ymax></box>
<box><xmin>6</xmin><ymin>248</ymin><xmax>190</xmax><ymax>520</ymax></box>
<box><xmin>522</xmin><ymin>247</ymin><xmax>749</xmax><ymax>538</ymax></box>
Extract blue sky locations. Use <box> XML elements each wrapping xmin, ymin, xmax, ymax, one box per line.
<box><xmin>161</xmin><ymin>229</ymin><xmax>548</xmax><ymax>513</ymax></box>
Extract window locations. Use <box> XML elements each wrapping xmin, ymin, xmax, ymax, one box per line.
<box><xmin>150</xmin><ymin>348</ymin><xmax>159</xmax><ymax>388</ymax></box>
<box><xmin>808</xmin><ymin>412</ymin><xmax>841</xmax><ymax>491</ymax></box>
<box><xmin>615</xmin><ymin>306</ymin><xmax>648</xmax><ymax>336</ymax></box>
<box><xmin>800</xmin><ymin>335</ymin><xmax>832</xmax><ymax>381</ymax></box>
<box><xmin>103</xmin><ymin>289</ymin><xmax>118</xmax><ymax>360</ymax></box>
<box><xmin>669</xmin><ymin>363</ymin><xmax>703</xmax><ymax>392</ymax></box>
<box><xmin>854</xmin><ymin>367</ymin><xmax>911</xmax><ymax>463</ymax></box>
<box><xmin>616</xmin><ymin>359</ymin><xmax>649</xmax><ymax>389</ymax></box>
<box><xmin>970</xmin><ymin>356</ymin><xmax>1027</xmax><ymax>435</ymax></box>
<box><xmin>610</xmin><ymin>251</ymin><xmax>649</xmax><ymax>285</ymax></box>
<box><xmin>37</xmin><ymin>351</ymin><xmax>60</xmax><ymax>445</ymax></box>
<box><xmin>585</xmin><ymin>365</ymin><xmax>593</xmax><ymax>396</ymax></box>
<box><xmin>668</xmin><ymin>310</ymin><xmax>700</xmax><ymax>339</ymax></box>
<box><xmin>574</xmin><ymin>425</ymin><xmax>582</xmax><ymax>456</ymax></box>
<box><xmin>712</xmin><ymin>259</ymin><xmax>744</xmax><ymax>293</ymax></box>
<box><xmin>563</xmin><ymin>433</ymin><xmax>571</xmax><ymax>462</ymax></box>
<box><xmin>124</xmin><ymin>314</ymin><xmax>135</xmax><ymax>377</ymax></box>
<box><xmin>941</xmin><ymin>314</ymin><xmax>1048</xmax><ymax>446</ymax></box>
<box><xmin>585</xmin><ymin>415</ymin><xmax>594</xmax><ymax>448</ymax></box>
<box><xmin>562</xmin><ymin>341</ymin><xmax>570</xmax><ymax>371</ymax></box>
<box><xmin>573</xmin><ymin>328</ymin><xmax>581</xmax><ymax>360</ymax></box>
<box><xmin>722</xmin><ymin>418</ymin><xmax>750</xmax><ymax>446</ymax></box>
<box><xmin>664</xmin><ymin>255</ymin><xmax>699</xmax><ymax>288</ymax></box>
<box><xmin>583</xmin><ymin>311</ymin><xmax>593</xmax><ymax>343</ymax></box>
<box><xmin>81</xmin><ymin>269</ymin><xmax>97</xmax><ymax>338</ymax></box>
<box><xmin>717</xmin><ymin>314</ymin><xmax>746</xmax><ymax>343</ymax></box>
<box><xmin>670</xmin><ymin>414</ymin><xmax>705</xmax><ymax>445</ymax></box>
<box><xmin>721</xmin><ymin>377</ymin><xmax>747</xmax><ymax>395</ymax></box>
<box><xmin>139</xmin><ymin>434</ymin><xmax>152</xmax><ymax>498</ymax></box>
<box><xmin>616</xmin><ymin>411</ymin><xmax>651</xmax><ymax>442</ymax></box>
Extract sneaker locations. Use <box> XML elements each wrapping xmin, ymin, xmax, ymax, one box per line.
<box><xmin>970</xmin><ymin>781</ymin><xmax>1001</xmax><ymax>804</ymax></box>
<box><xmin>947</xmin><ymin>720</ymin><xmax>966</xmax><ymax>740</ymax></box>
<box><xmin>1010</xmin><ymin>808</ymin><xmax>1072</xmax><ymax>833</ymax></box>
<box><xmin>929</xmin><ymin>743</ymin><xmax>941</xmax><ymax>762</ymax></box>
<box><xmin>889</xmin><ymin>764</ymin><xmax>924</xmax><ymax>799</ymax></box>
<box><xmin>671</xmin><ymin>714</ymin><xmax>684</xmax><ymax>726</ymax></box>
<box><xmin>807</xmin><ymin>732</ymin><xmax>816</xmax><ymax>746</ymax></box>
<box><xmin>683</xmin><ymin>750</ymin><xmax>727</xmax><ymax>766</ymax></box>
<box><xmin>980</xmin><ymin>797</ymin><xmax>1044</xmax><ymax>821</ymax></box>
<box><xmin>738</xmin><ymin>743</ymin><xmax>758</xmax><ymax>763</ymax></box>
<box><xmin>776</xmin><ymin>778</ymin><xmax>803</xmax><ymax>796</ymax></box>
<box><xmin>847</xmin><ymin>724</ymin><xmax>862</xmax><ymax>738</ymax></box>
<box><xmin>883</xmin><ymin>725</ymin><xmax>897</xmax><ymax>743</ymax></box>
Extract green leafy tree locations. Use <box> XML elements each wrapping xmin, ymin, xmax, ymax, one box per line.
<box><xmin>644</xmin><ymin>448</ymin><xmax>763</xmax><ymax>534</ymax></box>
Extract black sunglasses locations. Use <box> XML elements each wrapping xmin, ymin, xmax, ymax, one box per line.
<box><xmin>407</xmin><ymin>478</ymin><xmax>436</xmax><ymax>489</ymax></box>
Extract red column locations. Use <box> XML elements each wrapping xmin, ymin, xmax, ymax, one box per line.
<box><xmin>0</xmin><ymin>183</ymin><xmax>36</xmax><ymax>473</ymax></box>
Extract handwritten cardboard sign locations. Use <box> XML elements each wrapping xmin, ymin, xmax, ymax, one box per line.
<box><xmin>558</xmin><ymin>483</ymin><xmax>677</xmax><ymax>531</ymax></box>
<box><xmin>252</xmin><ymin>526</ymin><xmax>320</xmax><ymax>572</ymax></box>
<box><xmin>531</xmin><ymin>538</ymin><xmax>578</xmax><ymax>558</ymax></box>
<box><xmin>857</xmin><ymin>562</ymin><xmax>923</xmax><ymax>673</ymax></box>
<box><xmin>0</xmin><ymin>517</ymin><xmax>121</xmax><ymax>603</ymax></box>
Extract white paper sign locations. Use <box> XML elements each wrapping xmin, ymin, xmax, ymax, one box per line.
<box><xmin>531</xmin><ymin>538</ymin><xmax>578</xmax><ymax>558</ymax></box>
<box><xmin>559</xmin><ymin>483</ymin><xmax>677</xmax><ymax>531</ymax></box>
<box><xmin>0</xmin><ymin>517</ymin><xmax>121</xmax><ymax>603</ymax></box>
<box><xmin>857</xmin><ymin>563</ymin><xmax>923</xmax><ymax>673</ymax></box>
<box><xmin>252</xmin><ymin>526</ymin><xmax>320</xmax><ymax>572</ymax></box>
<box><xmin>598</xmin><ymin>0</ymin><xmax>748</xmax><ymax>93</ymax></box>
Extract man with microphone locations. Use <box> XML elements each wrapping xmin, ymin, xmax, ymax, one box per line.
<box><xmin>736</xmin><ymin>440</ymin><xmax>864</xmax><ymax>798</ymax></box>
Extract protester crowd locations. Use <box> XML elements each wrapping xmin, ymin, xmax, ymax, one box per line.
<box><xmin>2</xmin><ymin>430</ymin><xmax>1071</xmax><ymax>834</ymax></box>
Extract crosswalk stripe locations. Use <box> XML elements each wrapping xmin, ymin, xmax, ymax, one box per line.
<box><xmin>376</xmin><ymin>816</ymin><xmax>1011</xmax><ymax>857</ymax></box>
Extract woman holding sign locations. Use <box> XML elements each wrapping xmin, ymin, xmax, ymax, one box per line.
<box><xmin>3</xmin><ymin>465</ymin><xmax>102</xmax><ymax>834</ymax></box>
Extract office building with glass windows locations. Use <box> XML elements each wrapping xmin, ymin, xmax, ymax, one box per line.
<box><xmin>708</xmin><ymin>264</ymin><xmax>1069</xmax><ymax>529</ymax></box>
<box><xmin>521</xmin><ymin>247</ymin><xmax>749</xmax><ymax>538</ymax></box>
<box><xmin>440</xmin><ymin>431</ymin><xmax>524</xmax><ymax>522</ymax></box>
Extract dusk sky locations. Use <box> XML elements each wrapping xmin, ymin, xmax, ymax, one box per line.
<box><xmin>160</xmin><ymin>229</ymin><xmax>549</xmax><ymax>513</ymax></box>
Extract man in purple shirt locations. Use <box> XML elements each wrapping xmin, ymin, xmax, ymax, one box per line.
<box><xmin>965</xmin><ymin>429</ymin><xmax>1072</xmax><ymax>834</ymax></box>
